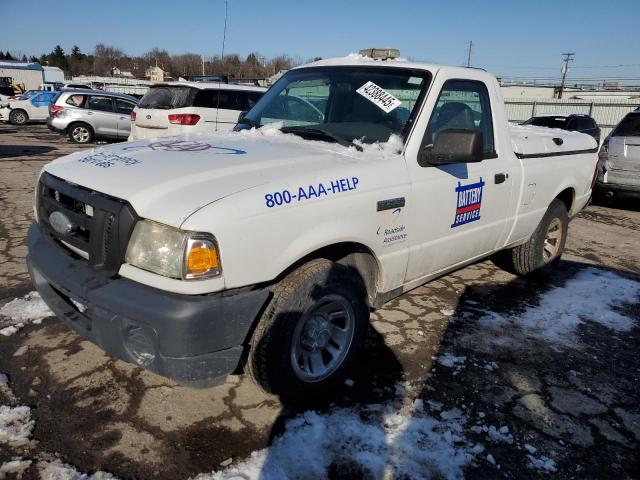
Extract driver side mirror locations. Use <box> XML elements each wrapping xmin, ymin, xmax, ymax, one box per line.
<box><xmin>419</xmin><ymin>129</ymin><xmax>483</xmax><ymax>166</ymax></box>
<box><xmin>237</xmin><ymin>110</ymin><xmax>248</xmax><ymax>122</ymax></box>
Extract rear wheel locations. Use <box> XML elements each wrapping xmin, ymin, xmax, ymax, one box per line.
<box><xmin>494</xmin><ymin>199</ymin><xmax>568</xmax><ymax>276</ymax></box>
<box><xmin>68</xmin><ymin>123</ymin><xmax>93</xmax><ymax>144</ymax></box>
<box><xmin>9</xmin><ymin>109</ymin><xmax>28</xmax><ymax>125</ymax></box>
<box><xmin>246</xmin><ymin>259</ymin><xmax>369</xmax><ymax>404</ymax></box>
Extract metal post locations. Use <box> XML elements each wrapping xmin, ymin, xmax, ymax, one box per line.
<box><xmin>532</xmin><ymin>101</ymin><xmax>537</xmax><ymax>116</ymax></box>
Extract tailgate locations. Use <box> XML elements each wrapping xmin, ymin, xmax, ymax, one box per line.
<box><xmin>608</xmin><ymin>136</ymin><xmax>640</xmax><ymax>173</ymax></box>
<box><xmin>134</xmin><ymin>108</ymin><xmax>169</xmax><ymax>129</ymax></box>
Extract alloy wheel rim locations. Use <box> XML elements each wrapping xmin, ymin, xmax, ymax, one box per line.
<box><xmin>543</xmin><ymin>217</ymin><xmax>563</xmax><ymax>262</ymax></box>
<box><xmin>73</xmin><ymin>127</ymin><xmax>89</xmax><ymax>143</ymax></box>
<box><xmin>291</xmin><ymin>294</ymin><xmax>355</xmax><ymax>382</ymax></box>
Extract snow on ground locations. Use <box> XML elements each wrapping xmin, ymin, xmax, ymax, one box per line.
<box><xmin>0</xmin><ymin>405</ymin><xmax>34</xmax><ymax>447</ymax></box>
<box><xmin>0</xmin><ymin>291</ymin><xmax>52</xmax><ymax>336</ymax></box>
<box><xmin>38</xmin><ymin>460</ymin><xmax>117</xmax><ymax>480</ymax></box>
<box><xmin>0</xmin><ymin>458</ymin><xmax>32</xmax><ymax>478</ymax></box>
<box><xmin>197</xmin><ymin>406</ymin><xmax>475</xmax><ymax>480</ymax></box>
<box><xmin>475</xmin><ymin>268</ymin><xmax>640</xmax><ymax>345</ymax></box>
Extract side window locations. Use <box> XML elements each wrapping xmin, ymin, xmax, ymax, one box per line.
<box><xmin>66</xmin><ymin>94</ymin><xmax>86</xmax><ymax>108</ymax></box>
<box><xmin>424</xmin><ymin>79</ymin><xmax>495</xmax><ymax>158</ymax></box>
<box><xmin>115</xmin><ymin>99</ymin><xmax>135</xmax><ymax>114</ymax></box>
<box><xmin>193</xmin><ymin>89</ymin><xmax>244</xmax><ymax>110</ymax></box>
<box><xmin>30</xmin><ymin>94</ymin><xmax>44</xmax><ymax>105</ymax></box>
<box><xmin>87</xmin><ymin>96</ymin><xmax>114</xmax><ymax>112</ymax></box>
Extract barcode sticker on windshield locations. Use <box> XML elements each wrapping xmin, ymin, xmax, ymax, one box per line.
<box><xmin>356</xmin><ymin>81</ymin><xmax>402</xmax><ymax>113</ymax></box>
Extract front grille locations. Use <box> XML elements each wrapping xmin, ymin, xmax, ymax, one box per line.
<box><xmin>38</xmin><ymin>172</ymin><xmax>138</xmax><ymax>273</ymax></box>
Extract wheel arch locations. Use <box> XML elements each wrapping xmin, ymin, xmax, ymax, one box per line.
<box><xmin>554</xmin><ymin>187</ymin><xmax>575</xmax><ymax>215</ymax></box>
<box><xmin>271</xmin><ymin>241</ymin><xmax>380</xmax><ymax>308</ymax></box>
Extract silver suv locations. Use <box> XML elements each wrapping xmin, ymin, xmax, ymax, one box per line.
<box><xmin>47</xmin><ymin>90</ymin><xmax>138</xmax><ymax>144</ymax></box>
<box><xmin>596</xmin><ymin>111</ymin><xmax>640</xmax><ymax>200</ymax></box>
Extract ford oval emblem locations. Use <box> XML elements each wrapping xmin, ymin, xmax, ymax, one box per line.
<box><xmin>49</xmin><ymin>211</ymin><xmax>74</xmax><ymax>235</ymax></box>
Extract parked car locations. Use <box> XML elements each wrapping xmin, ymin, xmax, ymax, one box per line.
<box><xmin>522</xmin><ymin>113</ymin><xmax>601</xmax><ymax>144</ymax></box>
<box><xmin>0</xmin><ymin>91</ymin><xmax>58</xmax><ymax>125</ymax></box>
<box><xmin>47</xmin><ymin>90</ymin><xmax>138</xmax><ymax>144</ymax></box>
<box><xmin>128</xmin><ymin>82</ymin><xmax>266</xmax><ymax>140</ymax></box>
<box><xmin>0</xmin><ymin>86</ymin><xmax>16</xmax><ymax>103</ymax></box>
<box><xmin>28</xmin><ymin>51</ymin><xmax>598</xmax><ymax>401</ymax></box>
<box><xmin>596</xmin><ymin>111</ymin><xmax>640</xmax><ymax>199</ymax></box>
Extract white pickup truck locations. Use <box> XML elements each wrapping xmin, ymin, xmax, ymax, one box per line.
<box><xmin>27</xmin><ymin>51</ymin><xmax>598</xmax><ymax>402</ymax></box>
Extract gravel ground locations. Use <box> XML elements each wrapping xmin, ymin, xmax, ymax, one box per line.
<box><xmin>0</xmin><ymin>123</ymin><xmax>638</xmax><ymax>479</ymax></box>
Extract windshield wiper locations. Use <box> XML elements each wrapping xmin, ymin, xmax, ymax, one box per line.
<box><xmin>280</xmin><ymin>126</ymin><xmax>363</xmax><ymax>152</ymax></box>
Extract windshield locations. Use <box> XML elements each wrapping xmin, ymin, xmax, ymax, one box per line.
<box><xmin>241</xmin><ymin>66</ymin><xmax>430</xmax><ymax>144</ymax></box>
<box><xmin>138</xmin><ymin>86</ymin><xmax>197</xmax><ymax>109</ymax></box>
<box><xmin>523</xmin><ymin>116</ymin><xmax>568</xmax><ymax>129</ymax></box>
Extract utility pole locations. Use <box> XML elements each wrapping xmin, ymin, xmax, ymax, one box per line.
<box><xmin>558</xmin><ymin>52</ymin><xmax>574</xmax><ymax>99</ymax></box>
<box><xmin>201</xmin><ymin>55</ymin><xmax>205</xmax><ymax>76</ymax></box>
<box><xmin>466</xmin><ymin>40</ymin><xmax>473</xmax><ymax>67</ymax></box>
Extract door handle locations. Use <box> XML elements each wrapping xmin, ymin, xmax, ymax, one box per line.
<box><xmin>87</xmin><ymin>111</ymin><xmax>93</xmax><ymax>115</ymax></box>
<box><xmin>495</xmin><ymin>173</ymin><xmax>508</xmax><ymax>184</ymax></box>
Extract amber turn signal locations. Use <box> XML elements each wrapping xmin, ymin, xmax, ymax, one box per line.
<box><xmin>184</xmin><ymin>238</ymin><xmax>221</xmax><ymax>278</ymax></box>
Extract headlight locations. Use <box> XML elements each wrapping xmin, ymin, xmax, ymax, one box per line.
<box><xmin>125</xmin><ymin>220</ymin><xmax>221</xmax><ymax>280</ymax></box>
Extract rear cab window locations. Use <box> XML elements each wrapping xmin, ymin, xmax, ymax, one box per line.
<box><xmin>525</xmin><ymin>116</ymin><xmax>568</xmax><ymax>129</ymax></box>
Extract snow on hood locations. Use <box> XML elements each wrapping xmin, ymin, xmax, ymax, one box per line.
<box><xmin>43</xmin><ymin>126</ymin><xmax>402</xmax><ymax>227</ymax></box>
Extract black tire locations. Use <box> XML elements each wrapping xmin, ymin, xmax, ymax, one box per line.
<box><xmin>68</xmin><ymin>123</ymin><xmax>94</xmax><ymax>144</ymax></box>
<box><xmin>246</xmin><ymin>259</ymin><xmax>369</xmax><ymax>404</ymax></box>
<box><xmin>493</xmin><ymin>199</ymin><xmax>568</xmax><ymax>276</ymax></box>
<box><xmin>9</xmin><ymin>109</ymin><xmax>28</xmax><ymax>125</ymax></box>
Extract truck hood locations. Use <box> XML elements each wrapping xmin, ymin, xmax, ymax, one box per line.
<box><xmin>43</xmin><ymin>132</ymin><xmax>366</xmax><ymax>227</ymax></box>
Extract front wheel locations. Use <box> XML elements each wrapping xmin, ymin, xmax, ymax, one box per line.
<box><xmin>246</xmin><ymin>259</ymin><xmax>369</xmax><ymax>404</ymax></box>
<box><xmin>494</xmin><ymin>199</ymin><xmax>569</xmax><ymax>276</ymax></box>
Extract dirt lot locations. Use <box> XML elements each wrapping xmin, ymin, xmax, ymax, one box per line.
<box><xmin>0</xmin><ymin>123</ymin><xmax>639</xmax><ymax>479</ymax></box>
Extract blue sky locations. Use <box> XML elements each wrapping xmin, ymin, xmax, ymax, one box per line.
<box><xmin>2</xmin><ymin>0</ymin><xmax>639</xmax><ymax>82</ymax></box>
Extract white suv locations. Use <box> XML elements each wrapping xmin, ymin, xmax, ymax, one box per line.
<box><xmin>128</xmin><ymin>82</ymin><xmax>266</xmax><ymax>140</ymax></box>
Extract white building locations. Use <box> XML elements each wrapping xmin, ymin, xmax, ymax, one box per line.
<box><xmin>145</xmin><ymin>66</ymin><xmax>165</xmax><ymax>82</ymax></box>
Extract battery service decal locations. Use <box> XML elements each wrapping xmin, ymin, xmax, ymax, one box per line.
<box><xmin>451</xmin><ymin>178</ymin><xmax>485</xmax><ymax>228</ymax></box>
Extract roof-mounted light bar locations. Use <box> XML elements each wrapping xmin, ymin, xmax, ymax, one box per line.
<box><xmin>359</xmin><ymin>48</ymin><xmax>401</xmax><ymax>61</ymax></box>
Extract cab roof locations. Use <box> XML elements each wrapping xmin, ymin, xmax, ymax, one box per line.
<box><xmin>295</xmin><ymin>54</ymin><xmax>495</xmax><ymax>80</ymax></box>
<box><xmin>150</xmin><ymin>81</ymin><xmax>266</xmax><ymax>92</ymax></box>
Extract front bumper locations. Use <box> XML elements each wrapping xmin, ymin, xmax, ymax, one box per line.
<box><xmin>27</xmin><ymin>224</ymin><xmax>270</xmax><ymax>388</ymax></box>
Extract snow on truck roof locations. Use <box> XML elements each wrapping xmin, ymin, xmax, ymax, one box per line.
<box><xmin>150</xmin><ymin>81</ymin><xmax>266</xmax><ymax>91</ymax></box>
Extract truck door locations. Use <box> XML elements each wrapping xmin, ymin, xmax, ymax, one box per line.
<box><xmin>405</xmin><ymin>78</ymin><xmax>514</xmax><ymax>281</ymax></box>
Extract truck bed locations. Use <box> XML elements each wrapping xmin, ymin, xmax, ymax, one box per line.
<box><xmin>509</xmin><ymin>123</ymin><xmax>598</xmax><ymax>158</ymax></box>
